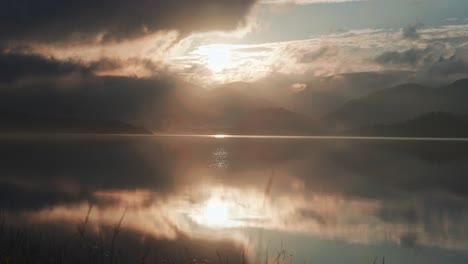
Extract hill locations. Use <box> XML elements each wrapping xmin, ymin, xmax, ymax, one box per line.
<box><xmin>0</xmin><ymin>108</ymin><xmax>150</xmax><ymax>134</ymax></box>
<box><xmin>349</xmin><ymin>112</ymin><xmax>468</xmax><ymax>138</ymax></box>
<box><xmin>216</xmin><ymin>71</ymin><xmax>416</xmax><ymax>119</ymax></box>
<box><xmin>325</xmin><ymin>79</ymin><xmax>468</xmax><ymax>130</ymax></box>
<box><xmin>232</xmin><ymin>107</ymin><xmax>320</xmax><ymax>135</ymax></box>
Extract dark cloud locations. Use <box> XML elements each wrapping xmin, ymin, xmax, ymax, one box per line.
<box><xmin>0</xmin><ymin>0</ymin><xmax>257</xmax><ymax>45</ymax></box>
<box><xmin>428</xmin><ymin>54</ymin><xmax>468</xmax><ymax>75</ymax></box>
<box><xmin>0</xmin><ymin>50</ymin><xmax>167</xmax><ymax>83</ymax></box>
<box><xmin>373</xmin><ymin>43</ymin><xmax>468</xmax><ymax>77</ymax></box>
<box><xmin>401</xmin><ymin>23</ymin><xmax>424</xmax><ymax>40</ymax></box>
<box><xmin>373</xmin><ymin>46</ymin><xmax>437</xmax><ymax>67</ymax></box>
<box><xmin>0</xmin><ymin>51</ymin><xmax>93</xmax><ymax>82</ymax></box>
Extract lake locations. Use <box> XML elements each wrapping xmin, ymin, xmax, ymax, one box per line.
<box><xmin>1</xmin><ymin>135</ymin><xmax>468</xmax><ymax>264</ymax></box>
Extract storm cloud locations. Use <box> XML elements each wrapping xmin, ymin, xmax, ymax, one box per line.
<box><xmin>0</xmin><ymin>51</ymin><xmax>94</xmax><ymax>82</ymax></box>
<box><xmin>0</xmin><ymin>0</ymin><xmax>257</xmax><ymax>44</ymax></box>
<box><xmin>401</xmin><ymin>23</ymin><xmax>424</xmax><ymax>40</ymax></box>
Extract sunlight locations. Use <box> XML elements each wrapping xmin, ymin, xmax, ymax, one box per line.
<box><xmin>187</xmin><ymin>187</ymin><xmax>269</xmax><ymax>229</ymax></box>
<box><xmin>194</xmin><ymin>45</ymin><xmax>234</xmax><ymax>72</ymax></box>
<box><xmin>179</xmin><ymin>43</ymin><xmax>273</xmax><ymax>83</ymax></box>
<box><xmin>194</xmin><ymin>197</ymin><xmax>231</xmax><ymax>227</ymax></box>
<box><xmin>207</xmin><ymin>48</ymin><xmax>230</xmax><ymax>72</ymax></box>
<box><xmin>213</xmin><ymin>134</ymin><xmax>226</xmax><ymax>139</ymax></box>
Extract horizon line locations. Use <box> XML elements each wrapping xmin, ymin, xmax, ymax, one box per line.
<box><xmin>0</xmin><ymin>133</ymin><xmax>468</xmax><ymax>142</ymax></box>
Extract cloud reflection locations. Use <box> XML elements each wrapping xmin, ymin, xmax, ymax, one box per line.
<box><xmin>2</xmin><ymin>138</ymin><xmax>468</xmax><ymax>262</ymax></box>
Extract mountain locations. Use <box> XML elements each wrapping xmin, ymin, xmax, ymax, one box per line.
<box><xmin>157</xmin><ymin>86</ymin><xmax>276</xmax><ymax>133</ymax></box>
<box><xmin>0</xmin><ymin>108</ymin><xmax>150</xmax><ymax>134</ymax></box>
<box><xmin>0</xmin><ymin>76</ymin><xmax>274</xmax><ymax>133</ymax></box>
<box><xmin>349</xmin><ymin>112</ymin><xmax>468</xmax><ymax>138</ymax></box>
<box><xmin>283</xmin><ymin>71</ymin><xmax>418</xmax><ymax>118</ymax></box>
<box><xmin>217</xmin><ymin>71</ymin><xmax>417</xmax><ymax>119</ymax></box>
<box><xmin>4</xmin><ymin>73</ymin><xmax>466</xmax><ymax>135</ymax></box>
<box><xmin>232</xmin><ymin>107</ymin><xmax>320</xmax><ymax>135</ymax></box>
<box><xmin>325</xmin><ymin>79</ymin><xmax>468</xmax><ymax>130</ymax></box>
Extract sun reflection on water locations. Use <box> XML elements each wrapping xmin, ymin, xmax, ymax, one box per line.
<box><xmin>187</xmin><ymin>187</ymin><xmax>269</xmax><ymax>230</ymax></box>
<box><xmin>20</xmin><ymin>182</ymin><xmax>468</xmax><ymax>258</ymax></box>
<box><xmin>191</xmin><ymin>197</ymin><xmax>231</xmax><ymax>228</ymax></box>
<box><xmin>211</xmin><ymin>147</ymin><xmax>229</xmax><ymax>169</ymax></box>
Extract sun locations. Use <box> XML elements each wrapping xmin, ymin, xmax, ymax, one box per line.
<box><xmin>206</xmin><ymin>48</ymin><xmax>230</xmax><ymax>72</ymax></box>
<box><xmin>195</xmin><ymin>45</ymin><xmax>233</xmax><ymax>72</ymax></box>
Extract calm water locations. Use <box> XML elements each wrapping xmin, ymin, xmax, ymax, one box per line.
<box><xmin>1</xmin><ymin>136</ymin><xmax>468</xmax><ymax>263</ymax></box>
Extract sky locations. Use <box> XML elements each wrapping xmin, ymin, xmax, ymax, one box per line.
<box><xmin>1</xmin><ymin>0</ymin><xmax>468</xmax><ymax>86</ymax></box>
<box><xmin>1</xmin><ymin>0</ymin><xmax>468</xmax><ymax>129</ymax></box>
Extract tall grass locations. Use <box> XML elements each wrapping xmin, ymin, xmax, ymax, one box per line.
<box><xmin>0</xmin><ymin>210</ymin><xmax>386</xmax><ymax>264</ymax></box>
<box><xmin>0</xmin><ymin>209</ymin><xmax>249</xmax><ymax>264</ymax></box>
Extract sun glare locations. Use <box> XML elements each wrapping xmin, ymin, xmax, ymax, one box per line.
<box><xmin>188</xmin><ymin>189</ymin><xmax>268</xmax><ymax>229</ymax></box>
<box><xmin>213</xmin><ymin>134</ymin><xmax>226</xmax><ymax>139</ymax></box>
<box><xmin>194</xmin><ymin>198</ymin><xmax>231</xmax><ymax>228</ymax></box>
<box><xmin>194</xmin><ymin>45</ymin><xmax>234</xmax><ymax>72</ymax></box>
<box><xmin>207</xmin><ymin>49</ymin><xmax>230</xmax><ymax>72</ymax></box>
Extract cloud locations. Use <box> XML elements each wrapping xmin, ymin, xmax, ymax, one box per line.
<box><xmin>3</xmin><ymin>136</ymin><xmax>468</xmax><ymax>254</ymax></box>
<box><xmin>167</xmin><ymin>24</ymin><xmax>468</xmax><ymax>85</ymax></box>
<box><xmin>232</xmin><ymin>47</ymin><xmax>273</xmax><ymax>53</ymax></box>
<box><xmin>0</xmin><ymin>0</ymin><xmax>257</xmax><ymax>45</ymax></box>
<box><xmin>289</xmin><ymin>83</ymin><xmax>307</xmax><ymax>92</ymax></box>
<box><xmin>262</xmin><ymin>0</ymin><xmax>364</xmax><ymax>4</ymax></box>
<box><xmin>298</xmin><ymin>46</ymin><xmax>339</xmax><ymax>63</ymax></box>
<box><xmin>0</xmin><ymin>51</ymin><xmax>94</xmax><ymax>83</ymax></box>
<box><xmin>373</xmin><ymin>42</ymin><xmax>468</xmax><ymax>78</ymax></box>
<box><xmin>373</xmin><ymin>44</ymin><xmax>444</xmax><ymax>67</ymax></box>
<box><xmin>0</xmin><ymin>50</ymin><xmax>166</xmax><ymax>83</ymax></box>
<box><xmin>402</xmin><ymin>23</ymin><xmax>424</xmax><ymax>40</ymax></box>
<box><xmin>428</xmin><ymin>54</ymin><xmax>468</xmax><ymax>76</ymax></box>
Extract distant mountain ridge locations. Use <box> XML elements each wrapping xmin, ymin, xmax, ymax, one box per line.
<box><xmin>349</xmin><ymin>112</ymin><xmax>468</xmax><ymax>138</ymax></box>
<box><xmin>3</xmin><ymin>74</ymin><xmax>468</xmax><ymax>136</ymax></box>
<box><xmin>204</xmin><ymin>77</ymin><xmax>468</xmax><ymax>136</ymax></box>
<box><xmin>325</xmin><ymin>78</ymin><xmax>468</xmax><ymax>130</ymax></box>
<box><xmin>0</xmin><ymin>108</ymin><xmax>150</xmax><ymax>134</ymax></box>
<box><xmin>216</xmin><ymin>71</ymin><xmax>417</xmax><ymax>119</ymax></box>
<box><xmin>232</xmin><ymin>107</ymin><xmax>320</xmax><ymax>135</ymax></box>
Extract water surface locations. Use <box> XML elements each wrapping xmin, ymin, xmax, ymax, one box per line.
<box><xmin>1</xmin><ymin>135</ymin><xmax>468</xmax><ymax>263</ymax></box>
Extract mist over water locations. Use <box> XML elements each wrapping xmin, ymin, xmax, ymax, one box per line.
<box><xmin>1</xmin><ymin>135</ymin><xmax>468</xmax><ymax>263</ymax></box>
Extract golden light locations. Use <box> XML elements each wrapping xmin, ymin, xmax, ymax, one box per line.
<box><xmin>193</xmin><ymin>197</ymin><xmax>232</xmax><ymax>228</ymax></box>
<box><xmin>206</xmin><ymin>48</ymin><xmax>231</xmax><ymax>72</ymax></box>
<box><xmin>180</xmin><ymin>43</ymin><xmax>273</xmax><ymax>83</ymax></box>
<box><xmin>194</xmin><ymin>45</ymin><xmax>234</xmax><ymax>72</ymax></box>
<box><xmin>187</xmin><ymin>187</ymin><xmax>270</xmax><ymax>229</ymax></box>
<box><xmin>213</xmin><ymin>134</ymin><xmax>226</xmax><ymax>139</ymax></box>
